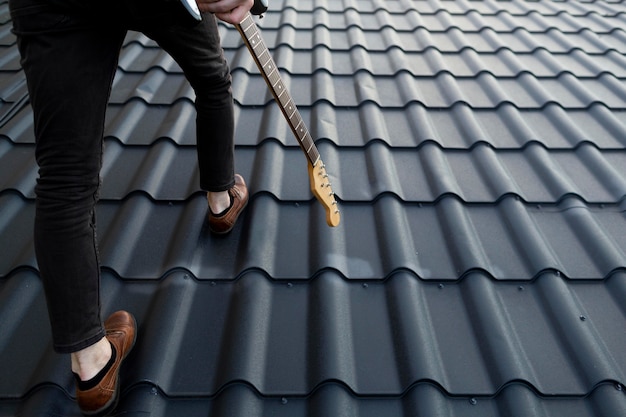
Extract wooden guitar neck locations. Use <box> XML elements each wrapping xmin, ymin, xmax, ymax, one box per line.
<box><xmin>236</xmin><ymin>13</ymin><xmax>340</xmax><ymax>227</ymax></box>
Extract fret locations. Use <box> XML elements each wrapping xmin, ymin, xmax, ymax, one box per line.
<box><xmin>301</xmin><ymin>133</ymin><xmax>314</xmax><ymax>153</ymax></box>
<box><xmin>285</xmin><ymin>99</ymin><xmax>296</xmax><ymax>118</ymax></box>
<box><xmin>242</xmin><ymin>15</ymin><xmax>254</xmax><ymax>31</ymax></box>
<box><xmin>267</xmin><ymin>67</ymin><xmax>281</xmax><ymax>88</ymax></box>
<box><xmin>273</xmin><ymin>78</ymin><xmax>284</xmax><ymax>95</ymax></box>
<box><xmin>294</xmin><ymin>120</ymin><xmax>307</xmax><ymax>144</ymax></box>
<box><xmin>276</xmin><ymin>86</ymin><xmax>290</xmax><ymax>108</ymax></box>
<box><xmin>294</xmin><ymin>119</ymin><xmax>305</xmax><ymax>137</ymax></box>
<box><xmin>252</xmin><ymin>39</ymin><xmax>265</xmax><ymax>57</ymax></box>
<box><xmin>297</xmin><ymin>123</ymin><xmax>317</xmax><ymax>161</ymax></box>
<box><xmin>260</xmin><ymin>52</ymin><xmax>272</xmax><ymax>70</ymax></box>
<box><xmin>242</xmin><ymin>26</ymin><xmax>253</xmax><ymax>37</ymax></box>
<box><xmin>287</xmin><ymin>103</ymin><xmax>300</xmax><ymax>126</ymax></box>
<box><xmin>257</xmin><ymin>59</ymin><xmax>272</xmax><ymax>85</ymax></box>
<box><xmin>303</xmin><ymin>133</ymin><xmax>320</xmax><ymax>163</ymax></box>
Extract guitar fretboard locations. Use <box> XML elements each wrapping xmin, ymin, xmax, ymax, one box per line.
<box><xmin>238</xmin><ymin>14</ymin><xmax>320</xmax><ymax>166</ymax></box>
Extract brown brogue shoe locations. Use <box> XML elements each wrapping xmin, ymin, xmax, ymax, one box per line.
<box><xmin>76</xmin><ymin>311</ymin><xmax>137</xmax><ymax>417</ymax></box>
<box><xmin>208</xmin><ymin>174</ymin><xmax>249</xmax><ymax>234</ymax></box>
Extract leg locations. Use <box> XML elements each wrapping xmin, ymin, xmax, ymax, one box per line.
<box><xmin>140</xmin><ymin>13</ymin><xmax>248</xmax><ymax>232</ymax></box>
<box><xmin>12</xmin><ymin>3</ymin><xmax>138</xmax><ymax>414</ymax></box>
<box><xmin>141</xmin><ymin>13</ymin><xmax>236</xmax><ymax>194</ymax></box>
<box><xmin>12</xmin><ymin>1</ymin><xmax>126</xmax><ymax>354</ymax></box>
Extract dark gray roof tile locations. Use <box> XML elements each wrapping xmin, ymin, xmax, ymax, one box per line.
<box><xmin>4</xmin><ymin>100</ymin><xmax>626</xmax><ymax>149</ymax></box>
<box><xmin>218</xmin><ymin>25</ymin><xmax>626</xmax><ymax>53</ymax></box>
<box><xmin>7</xmin><ymin>382</ymin><xmax>626</xmax><ymax>417</ymax></box>
<box><xmin>3</xmin><ymin>270</ymin><xmax>626</xmax><ymax>402</ymax></box>
<box><xmin>106</xmin><ymin>69</ymin><xmax>626</xmax><ymax>109</ymax></box>
<box><xmin>2</xmin><ymin>193</ymin><xmax>624</xmax><ymax>280</ymax></box>
<box><xmin>4</xmin><ymin>138</ymin><xmax>626</xmax><ymax>204</ymax></box>
<box><xmin>256</xmin><ymin>7</ymin><xmax>626</xmax><ymax>34</ymax></box>
<box><xmin>301</xmin><ymin>103</ymin><xmax>626</xmax><ymax>149</ymax></box>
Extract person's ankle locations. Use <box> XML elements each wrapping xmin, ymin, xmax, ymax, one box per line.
<box><xmin>208</xmin><ymin>190</ymin><xmax>232</xmax><ymax>215</ymax></box>
<box><xmin>71</xmin><ymin>337</ymin><xmax>112</xmax><ymax>382</ymax></box>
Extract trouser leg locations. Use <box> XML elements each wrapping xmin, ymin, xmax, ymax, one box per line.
<box><xmin>141</xmin><ymin>13</ymin><xmax>236</xmax><ymax>192</ymax></box>
<box><xmin>11</xmin><ymin>1</ymin><xmax>126</xmax><ymax>353</ymax></box>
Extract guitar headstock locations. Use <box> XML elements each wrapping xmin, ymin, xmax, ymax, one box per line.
<box><xmin>308</xmin><ymin>159</ymin><xmax>340</xmax><ymax>227</ymax></box>
<box><xmin>251</xmin><ymin>0</ymin><xmax>269</xmax><ymax>15</ymax></box>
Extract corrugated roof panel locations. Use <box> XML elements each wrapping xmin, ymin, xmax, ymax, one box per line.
<box><xmin>0</xmin><ymin>27</ymin><xmax>15</xmax><ymax>48</ymax></box>
<box><xmin>3</xmin><ymin>270</ymin><xmax>626</xmax><ymax>401</ymax></box>
<box><xmin>235</xmin><ymin>72</ymin><xmax>626</xmax><ymax>108</ymax></box>
<box><xmin>5</xmin><ymin>101</ymin><xmax>625</xmax><ymax>149</ymax></box>
<box><xmin>415</xmin><ymin>0</ymin><xmax>626</xmax><ymax>16</ymax></box>
<box><xmin>253</xmin><ymin>7</ymin><xmax>626</xmax><ymax>34</ymax></box>
<box><xmin>6</xmin><ymin>382</ymin><xmax>626</xmax><ymax>417</ymax></box>
<box><xmin>218</xmin><ymin>25</ymin><xmax>626</xmax><ymax>53</ymax></box>
<box><xmin>3</xmin><ymin>138</ymin><xmax>626</xmax><ymax>203</ymax></box>
<box><xmin>0</xmin><ymin>70</ymin><xmax>26</xmax><ymax>102</ymax></box>
<box><xmin>106</xmin><ymin>69</ymin><xmax>626</xmax><ymax>109</ymax></box>
<box><xmin>123</xmin><ymin>46</ymin><xmax>626</xmax><ymax>79</ymax></box>
<box><xmin>0</xmin><ymin>45</ymin><xmax>20</xmax><ymax>71</ymax></box>
<box><xmin>2</xmin><ymin>193</ymin><xmax>624</xmax><ymax>280</ymax></box>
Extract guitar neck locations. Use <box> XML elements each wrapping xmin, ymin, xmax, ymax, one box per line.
<box><xmin>236</xmin><ymin>13</ymin><xmax>320</xmax><ymax>166</ymax></box>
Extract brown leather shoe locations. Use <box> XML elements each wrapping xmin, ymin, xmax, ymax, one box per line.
<box><xmin>76</xmin><ymin>311</ymin><xmax>137</xmax><ymax>417</ymax></box>
<box><xmin>208</xmin><ymin>174</ymin><xmax>249</xmax><ymax>234</ymax></box>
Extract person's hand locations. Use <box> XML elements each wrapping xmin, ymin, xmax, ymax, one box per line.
<box><xmin>196</xmin><ymin>0</ymin><xmax>254</xmax><ymax>24</ymax></box>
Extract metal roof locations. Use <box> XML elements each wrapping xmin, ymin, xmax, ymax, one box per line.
<box><xmin>1</xmin><ymin>0</ymin><xmax>626</xmax><ymax>415</ymax></box>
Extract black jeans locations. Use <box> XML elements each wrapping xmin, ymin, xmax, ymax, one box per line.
<box><xmin>10</xmin><ymin>0</ymin><xmax>236</xmax><ymax>353</ymax></box>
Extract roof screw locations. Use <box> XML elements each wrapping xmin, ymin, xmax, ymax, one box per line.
<box><xmin>438</xmin><ymin>283</ymin><xmax>445</xmax><ymax>289</ymax></box>
<box><xmin>615</xmin><ymin>383</ymin><xmax>623</xmax><ymax>391</ymax></box>
<box><xmin>184</xmin><ymin>274</ymin><xmax>189</xmax><ymax>279</ymax></box>
<box><xmin>281</xmin><ymin>397</ymin><xmax>288</xmax><ymax>405</ymax></box>
<box><xmin>579</xmin><ymin>315</ymin><xmax>587</xmax><ymax>321</ymax></box>
<box><xmin>555</xmin><ymin>271</ymin><xmax>561</xmax><ymax>277</ymax></box>
<box><xmin>151</xmin><ymin>387</ymin><xmax>158</xmax><ymax>395</ymax></box>
<box><xmin>287</xmin><ymin>282</ymin><xmax>293</xmax><ymax>288</ymax></box>
<box><xmin>211</xmin><ymin>281</ymin><xmax>216</xmax><ymax>287</ymax></box>
<box><xmin>518</xmin><ymin>285</ymin><xmax>524</xmax><ymax>291</ymax></box>
<box><xmin>469</xmin><ymin>398</ymin><xmax>477</xmax><ymax>405</ymax></box>
<box><xmin>362</xmin><ymin>283</ymin><xmax>368</xmax><ymax>289</ymax></box>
